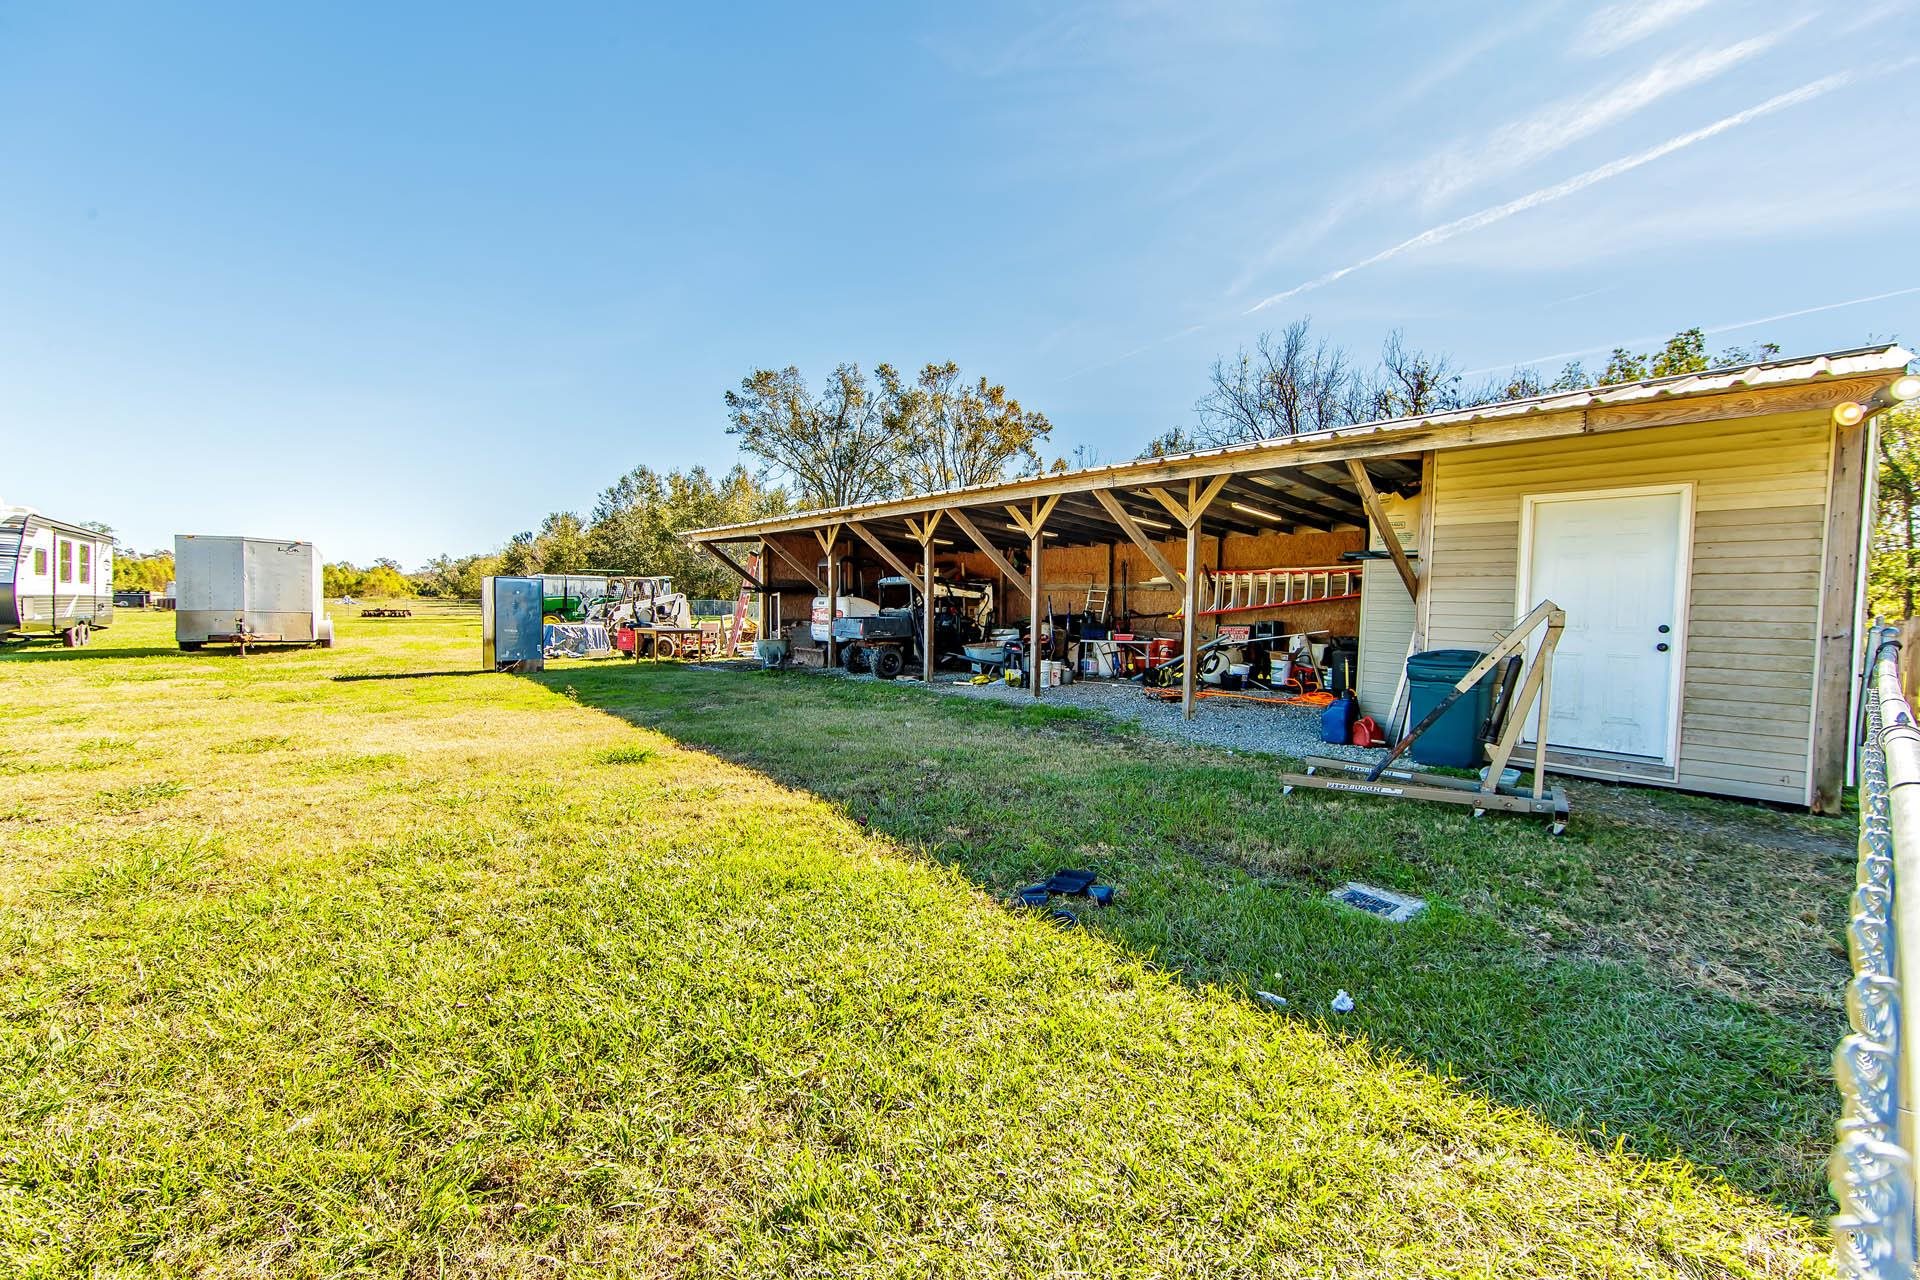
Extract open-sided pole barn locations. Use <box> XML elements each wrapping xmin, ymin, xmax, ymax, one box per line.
<box><xmin>688</xmin><ymin>346</ymin><xmax>1918</xmax><ymax>813</ymax></box>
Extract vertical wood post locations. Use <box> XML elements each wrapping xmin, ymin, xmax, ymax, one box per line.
<box><xmin>1002</xmin><ymin>499</ymin><xmax>1058</xmax><ymax>697</ymax></box>
<box><xmin>1182</xmin><ymin>523</ymin><xmax>1200</xmax><ymax>718</ymax></box>
<box><xmin>922</xmin><ymin>536</ymin><xmax>936</xmax><ymax>683</ymax></box>
<box><xmin>759</xmin><ymin>540</ymin><xmax>768</xmax><ymax>639</ymax></box>
<box><xmin>1813</xmin><ymin>417</ymin><xmax>1872</xmax><ymax>811</ymax></box>
<box><xmin>1029</xmin><ymin>534</ymin><xmax>1043</xmax><ymax>697</ymax></box>
<box><xmin>826</xmin><ymin>548</ymin><xmax>839</xmax><ymax>669</ymax></box>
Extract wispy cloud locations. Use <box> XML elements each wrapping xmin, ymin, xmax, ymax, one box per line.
<box><xmin>1244</xmin><ymin>71</ymin><xmax>1854</xmax><ymax>313</ymax></box>
<box><xmin>1548</xmin><ymin>285</ymin><xmax>1621</xmax><ymax>308</ymax></box>
<box><xmin>1576</xmin><ymin>0</ymin><xmax>1718</xmax><ymax>56</ymax></box>
<box><xmin>1058</xmin><ymin>322</ymin><xmax>1209</xmax><ymax>383</ymax></box>
<box><xmin>1234</xmin><ymin>22</ymin><xmax>1800</xmax><ymax>292</ymax></box>
<box><xmin>1379</xmin><ymin>4</ymin><xmax>1566</xmax><ymax>113</ymax></box>
<box><xmin>1461</xmin><ymin>286</ymin><xmax>1920</xmax><ymax>377</ymax></box>
<box><xmin>1836</xmin><ymin>0</ymin><xmax>1916</xmax><ymax>36</ymax></box>
<box><xmin>1416</xmin><ymin>28</ymin><xmax>1799</xmax><ymax>208</ymax></box>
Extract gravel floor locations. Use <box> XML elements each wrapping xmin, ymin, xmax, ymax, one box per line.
<box><xmin>925</xmin><ymin>674</ymin><xmax>1385</xmax><ymax>764</ymax></box>
<box><xmin>679</xmin><ymin>656</ymin><xmax>1385</xmax><ymax>764</ymax></box>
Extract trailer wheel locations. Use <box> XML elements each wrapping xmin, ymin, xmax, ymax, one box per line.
<box><xmin>872</xmin><ymin>647</ymin><xmax>904</xmax><ymax>680</ymax></box>
<box><xmin>841</xmin><ymin>643</ymin><xmax>864</xmax><ymax>673</ymax></box>
<box><xmin>179</xmin><ymin>641</ymin><xmax>204</xmax><ymax>652</ymax></box>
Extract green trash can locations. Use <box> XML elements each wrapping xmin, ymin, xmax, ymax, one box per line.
<box><xmin>1405</xmin><ymin>649</ymin><xmax>1494</xmax><ymax>768</ymax></box>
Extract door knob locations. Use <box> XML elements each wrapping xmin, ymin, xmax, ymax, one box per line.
<box><xmin>1655</xmin><ymin>642</ymin><xmax>1670</xmax><ymax>652</ymax></box>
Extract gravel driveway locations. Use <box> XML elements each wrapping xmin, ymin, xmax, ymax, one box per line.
<box><xmin>926</xmin><ymin>673</ymin><xmax>1385</xmax><ymax>764</ymax></box>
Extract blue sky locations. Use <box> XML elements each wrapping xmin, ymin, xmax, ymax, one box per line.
<box><xmin>3</xmin><ymin>1</ymin><xmax>1915</xmax><ymax>566</ymax></box>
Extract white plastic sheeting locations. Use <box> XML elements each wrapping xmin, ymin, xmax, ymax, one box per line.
<box><xmin>542</xmin><ymin>622</ymin><xmax>613</xmax><ymax>658</ymax></box>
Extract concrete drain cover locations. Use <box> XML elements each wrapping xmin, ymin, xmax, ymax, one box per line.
<box><xmin>1330</xmin><ymin>882</ymin><xmax>1426</xmax><ymax>923</ymax></box>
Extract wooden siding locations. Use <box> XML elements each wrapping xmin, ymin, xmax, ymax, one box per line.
<box><xmin>1424</xmin><ymin>410</ymin><xmax>1833</xmax><ymax>806</ymax></box>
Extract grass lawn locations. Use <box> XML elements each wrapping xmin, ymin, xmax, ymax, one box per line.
<box><xmin>0</xmin><ymin>609</ymin><xmax>1843</xmax><ymax>1277</ymax></box>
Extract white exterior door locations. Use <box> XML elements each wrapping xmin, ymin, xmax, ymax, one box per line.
<box><xmin>1524</xmin><ymin>489</ymin><xmax>1687</xmax><ymax>761</ymax></box>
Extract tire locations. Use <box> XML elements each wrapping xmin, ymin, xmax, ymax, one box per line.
<box><xmin>840</xmin><ymin>644</ymin><xmax>862</xmax><ymax>672</ymax></box>
<box><xmin>655</xmin><ymin>636</ymin><xmax>679</xmax><ymax>660</ymax></box>
<box><xmin>872</xmin><ymin>647</ymin><xmax>904</xmax><ymax>680</ymax></box>
<box><xmin>179</xmin><ymin>641</ymin><xmax>204</xmax><ymax>652</ymax></box>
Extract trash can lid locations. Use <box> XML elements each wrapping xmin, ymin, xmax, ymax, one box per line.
<box><xmin>1407</xmin><ymin>648</ymin><xmax>1486</xmax><ymax>676</ymax></box>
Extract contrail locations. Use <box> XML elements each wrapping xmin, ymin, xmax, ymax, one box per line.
<box><xmin>1460</xmin><ymin>285</ymin><xmax>1920</xmax><ymax>377</ymax></box>
<box><xmin>1245</xmin><ymin>71</ymin><xmax>1853</xmax><ymax>314</ymax></box>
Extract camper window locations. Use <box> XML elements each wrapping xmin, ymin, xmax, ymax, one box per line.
<box><xmin>33</xmin><ymin>548</ymin><xmax>46</xmax><ymax>576</ymax></box>
<box><xmin>58</xmin><ymin>540</ymin><xmax>72</xmax><ymax>583</ymax></box>
<box><xmin>79</xmin><ymin>544</ymin><xmax>91</xmax><ymax>583</ymax></box>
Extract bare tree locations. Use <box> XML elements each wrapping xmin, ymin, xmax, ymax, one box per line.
<box><xmin>725</xmin><ymin>364</ymin><xmax>900</xmax><ymax>508</ymax></box>
<box><xmin>1373</xmin><ymin>329</ymin><xmax>1461</xmax><ymax>417</ymax></box>
<box><xmin>1194</xmin><ymin>319</ymin><xmax>1354</xmax><ymax>445</ymax></box>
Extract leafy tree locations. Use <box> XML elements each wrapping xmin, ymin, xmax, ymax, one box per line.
<box><xmin>112</xmin><ymin>550</ymin><xmax>174</xmax><ymax>592</ymax></box>
<box><xmin>534</xmin><ymin>512</ymin><xmax>591</xmax><ymax>573</ymax></box>
<box><xmin>499</xmin><ymin>532</ymin><xmax>540</xmax><ymax>576</ymax></box>
<box><xmin>1601</xmin><ymin>330</ymin><xmax>1783</xmax><ymax>385</ymax></box>
<box><xmin>1141</xmin><ymin>426</ymin><xmax>1201</xmax><ymax>458</ymax></box>
<box><xmin>881</xmin><ymin>361</ymin><xmax>1052</xmax><ymax>493</ymax></box>
<box><xmin>1872</xmin><ymin>405</ymin><xmax>1920</xmax><ymax>619</ymax></box>
<box><xmin>416</xmin><ymin>552</ymin><xmax>502</xmax><ymax>599</ymax></box>
<box><xmin>586</xmin><ymin>464</ymin><xmax>788</xmax><ymax>599</ymax></box>
<box><xmin>726</xmin><ymin>364</ymin><xmax>899</xmax><ymax>507</ymax></box>
<box><xmin>322</xmin><ymin>560</ymin><xmax>415</xmax><ymax>599</ymax></box>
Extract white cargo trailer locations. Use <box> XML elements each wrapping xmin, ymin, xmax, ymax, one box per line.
<box><xmin>174</xmin><ymin>535</ymin><xmax>333</xmax><ymax>652</ymax></box>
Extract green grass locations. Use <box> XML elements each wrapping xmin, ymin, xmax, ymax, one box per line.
<box><xmin>0</xmin><ymin>610</ymin><xmax>1842</xmax><ymax>1277</ymax></box>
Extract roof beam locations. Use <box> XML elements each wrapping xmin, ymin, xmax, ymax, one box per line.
<box><xmin>762</xmin><ymin>536</ymin><xmax>824</xmax><ymax>594</ymax></box>
<box><xmin>848</xmin><ymin>520</ymin><xmax>923</xmax><ymax>592</ymax></box>
<box><xmin>696</xmin><ymin>541</ymin><xmax>765</xmax><ymax>591</ymax></box>
<box><xmin>1003</xmin><ymin>494</ymin><xmax>1062</xmax><ymax>539</ymax></box>
<box><xmin>1238</xmin><ymin>473</ymin><xmax>1361</xmax><ymax>528</ymax></box>
<box><xmin>1092</xmin><ymin>489</ymin><xmax>1186</xmax><ymax>590</ymax></box>
<box><xmin>1287</xmin><ymin>465</ymin><xmax>1376</xmax><ymax>506</ymax></box>
<box><xmin>947</xmin><ymin>508</ymin><xmax>1030</xmax><ymax>598</ymax></box>
<box><xmin>1345</xmin><ymin>458</ymin><xmax>1418</xmax><ymax>597</ymax></box>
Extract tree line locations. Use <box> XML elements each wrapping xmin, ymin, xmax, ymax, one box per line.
<box><xmin>423</xmin><ymin>326</ymin><xmax>1920</xmax><ymax>617</ymax></box>
<box><xmin>1146</xmin><ymin>321</ymin><xmax>1784</xmax><ymax>455</ymax></box>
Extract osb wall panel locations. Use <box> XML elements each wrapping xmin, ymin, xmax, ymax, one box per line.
<box><xmin>755</xmin><ymin>525</ymin><xmax>1363</xmax><ymax>638</ymax></box>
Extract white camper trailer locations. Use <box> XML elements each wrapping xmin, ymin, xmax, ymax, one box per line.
<box><xmin>0</xmin><ymin>504</ymin><xmax>114</xmax><ymax>646</ymax></box>
<box><xmin>174</xmin><ymin>535</ymin><xmax>332</xmax><ymax>652</ymax></box>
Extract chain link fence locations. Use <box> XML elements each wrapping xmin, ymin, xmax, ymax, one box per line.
<box><xmin>1834</xmin><ymin>623</ymin><xmax>1920</xmax><ymax>1276</ymax></box>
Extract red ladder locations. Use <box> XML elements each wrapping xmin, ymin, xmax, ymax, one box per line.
<box><xmin>726</xmin><ymin>553</ymin><xmax>761</xmax><ymax>655</ymax></box>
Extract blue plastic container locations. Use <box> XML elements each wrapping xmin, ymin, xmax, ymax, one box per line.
<box><xmin>1404</xmin><ymin>649</ymin><xmax>1494</xmax><ymax>768</ymax></box>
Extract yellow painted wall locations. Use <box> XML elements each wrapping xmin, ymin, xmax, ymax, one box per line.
<box><xmin>1425</xmin><ymin>410</ymin><xmax>1833</xmax><ymax>805</ymax></box>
